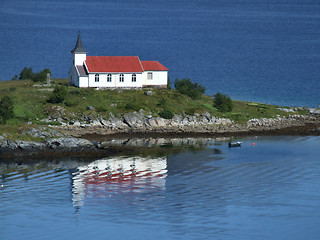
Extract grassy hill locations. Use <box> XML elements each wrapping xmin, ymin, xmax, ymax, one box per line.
<box><xmin>0</xmin><ymin>78</ymin><xmax>308</xmax><ymax>138</ymax></box>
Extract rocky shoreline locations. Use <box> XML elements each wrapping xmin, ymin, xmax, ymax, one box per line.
<box><xmin>1</xmin><ymin>110</ymin><xmax>319</xmax><ymax>159</ymax></box>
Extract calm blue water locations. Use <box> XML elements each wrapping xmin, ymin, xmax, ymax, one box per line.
<box><xmin>1</xmin><ymin>0</ymin><xmax>320</xmax><ymax>107</ymax></box>
<box><xmin>1</xmin><ymin>2</ymin><xmax>320</xmax><ymax>238</ymax></box>
<box><xmin>1</xmin><ymin>136</ymin><xmax>320</xmax><ymax>240</ymax></box>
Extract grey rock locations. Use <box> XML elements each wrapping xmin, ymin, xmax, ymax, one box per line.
<box><xmin>277</xmin><ymin>108</ymin><xmax>296</xmax><ymax>113</ymax></box>
<box><xmin>156</xmin><ymin>117</ymin><xmax>168</xmax><ymax>127</ymax></box>
<box><xmin>146</xmin><ymin>118</ymin><xmax>158</xmax><ymax>127</ymax></box>
<box><xmin>91</xmin><ymin>120</ymin><xmax>102</xmax><ymax>126</ymax></box>
<box><xmin>15</xmin><ymin>140</ymin><xmax>46</xmax><ymax>151</ymax></box>
<box><xmin>45</xmin><ymin>137</ymin><xmax>94</xmax><ymax>151</ymax></box>
<box><xmin>87</xmin><ymin>106</ymin><xmax>95</xmax><ymax>110</ymax></box>
<box><xmin>309</xmin><ymin>108</ymin><xmax>320</xmax><ymax>115</ymax></box>
<box><xmin>144</xmin><ymin>91</ymin><xmax>153</xmax><ymax>96</ymax></box>
<box><xmin>72</xmin><ymin>121</ymin><xmax>81</xmax><ymax>126</ymax></box>
<box><xmin>99</xmin><ymin>119</ymin><xmax>108</xmax><ymax>126</ymax></box>
<box><xmin>22</xmin><ymin>127</ymin><xmax>63</xmax><ymax>138</ymax></box>
<box><xmin>123</xmin><ymin>112</ymin><xmax>144</xmax><ymax>127</ymax></box>
<box><xmin>47</xmin><ymin>106</ymin><xmax>67</xmax><ymax>119</ymax></box>
<box><xmin>108</xmin><ymin>117</ymin><xmax>128</xmax><ymax>129</ymax></box>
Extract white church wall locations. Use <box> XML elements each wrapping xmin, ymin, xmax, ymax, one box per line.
<box><xmin>87</xmin><ymin>73</ymin><xmax>142</xmax><ymax>88</ymax></box>
<box><xmin>79</xmin><ymin>76</ymin><xmax>89</xmax><ymax>87</ymax></box>
<box><xmin>73</xmin><ymin>53</ymin><xmax>86</xmax><ymax>66</ymax></box>
<box><xmin>142</xmin><ymin>71</ymin><xmax>168</xmax><ymax>88</ymax></box>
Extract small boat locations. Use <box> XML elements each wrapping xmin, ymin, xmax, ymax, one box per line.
<box><xmin>228</xmin><ymin>141</ymin><xmax>242</xmax><ymax>147</ymax></box>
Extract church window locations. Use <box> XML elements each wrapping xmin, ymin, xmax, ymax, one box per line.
<box><xmin>95</xmin><ymin>74</ymin><xmax>99</xmax><ymax>82</ymax></box>
<box><xmin>107</xmin><ymin>74</ymin><xmax>112</xmax><ymax>82</ymax></box>
<box><xmin>132</xmin><ymin>74</ymin><xmax>136</xmax><ymax>82</ymax></box>
<box><xmin>119</xmin><ymin>74</ymin><xmax>124</xmax><ymax>82</ymax></box>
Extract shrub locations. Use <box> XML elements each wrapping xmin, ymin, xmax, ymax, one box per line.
<box><xmin>157</xmin><ymin>98</ymin><xmax>167</xmax><ymax>107</ymax></box>
<box><xmin>48</xmin><ymin>86</ymin><xmax>67</xmax><ymax>103</ymax></box>
<box><xmin>19</xmin><ymin>67</ymin><xmax>34</xmax><ymax>80</ymax></box>
<box><xmin>214</xmin><ymin>92</ymin><xmax>233</xmax><ymax>112</ymax></box>
<box><xmin>0</xmin><ymin>96</ymin><xmax>14</xmax><ymax>124</ymax></box>
<box><xmin>18</xmin><ymin>67</ymin><xmax>51</xmax><ymax>82</ymax></box>
<box><xmin>33</xmin><ymin>68</ymin><xmax>51</xmax><ymax>82</ymax></box>
<box><xmin>174</xmin><ymin>78</ymin><xmax>205</xmax><ymax>99</ymax></box>
<box><xmin>159</xmin><ymin>109</ymin><xmax>174</xmax><ymax>119</ymax></box>
<box><xmin>124</xmin><ymin>102</ymin><xmax>140</xmax><ymax>111</ymax></box>
<box><xmin>167</xmin><ymin>78</ymin><xmax>172</xmax><ymax>90</ymax></box>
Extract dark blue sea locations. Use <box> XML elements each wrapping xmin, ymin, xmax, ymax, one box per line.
<box><xmin>1</xmin><ymin>0</ymin><xmax>320</xmax><ymax>107</ymax></box>
<box><xmin>1</xmin><ymin>136</ymin><xmax>320</xmax><ymax>240</ymax></box>
<box><xmin>1</xmin><ymin>1</ymin><xmax>320</xmax><ymax>240</ymax></box>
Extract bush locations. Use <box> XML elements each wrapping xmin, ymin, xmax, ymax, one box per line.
<box><xmin>33</xmin><ymin>68</ymin><xmax>51</xmax><ymax>82</ymax></box>
<box><xmin>19</xmin><ymin>67</ymin><xmax>34</xmax><ymax>80</ymax></box>
<box><xmin>0</xmin><ymin>96</ymin><xmax>14</xmax><ymax>124</ymax></box>
<box><xmin>174</xmin><ymin>78</ymin><xmax>205</xmax><ymax>99</ymax></box>
<box><xmin>214</xmin><ymin>92</ymin><xmax>233</xmax><ymax>112</ymax></box>
<box><xmin>157</xmin><ymin>98</ymin><xmax>167</xmax><ymax>107</ymax></box>
<box><xmin>167</xmin><ymin>78</ymin><xmax>172</xmax><ymax>90</ymax></box>
<box><xmin>159</xmin><ymin>109</ymin><xmax>174</xmax><ymax>119</ymax></box>
<box><xmin>124</xmin><ymin>102</ymin><xmax>140</xmax><ymax>111</ymax></box>
<box><xmin>48</xmin><ymin>86</ymin><xmax>67</xmax><ymax>103</ymax></box>
<box><xmin>18</xmin><ymin>67</ymin><xmax>51</xmax><ymax>82</ymax></box>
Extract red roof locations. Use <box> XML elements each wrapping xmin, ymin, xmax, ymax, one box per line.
<box><xmin>141</xmin><ymin>61</ymin><xmax>168</xmax><ymax>71</ymax></box>
<box><xmin>85</xmin><ymin>56</ymin><xmax>144</xmax><ymax>73</ymax></box>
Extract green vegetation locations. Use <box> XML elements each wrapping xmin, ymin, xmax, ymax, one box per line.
<box><xmin>16</xmin><ymin>67</ymin><xmax>51</xmax><ymax>82</ymax></box>
<box><xmin>48</xmin><ymin>85</ymin><xmax>67</xmax><ymax>103</ymax></box>
<box><xmin>159</xmin><ymin>109</ymin><xmax>174</xmax><ymax>119</ymax></box>
<box><xmin>0</xmin><ymin>78</ymin><xmax>309</xmax><ymax>138</ymax></box>
<box><xmin>0</xmin><ymin>96</ymin><xmax>14</xmax><ymax>124</ymax></box>
<box><xmin>174</xmin><ymin>78</ymin><xmax>206</xmax><ymax>99</ymax></box>
<box><xmin>214</xmin><ymin>92</ymin><xmax>233</xmax><ymax>113</ymax></box>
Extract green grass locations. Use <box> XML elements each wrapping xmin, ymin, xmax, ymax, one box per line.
<box><xmin>0</xmin><ymin>78</ymin><xmax>308</xmax><ymax>139</ymax></box>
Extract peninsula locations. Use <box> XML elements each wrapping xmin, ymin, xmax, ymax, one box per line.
<box><xmin>0</xmin><ymin>78</ymin><xmax>319</xmax><ymax>159</ymax></box>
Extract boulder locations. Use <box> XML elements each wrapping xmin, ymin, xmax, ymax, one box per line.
<box><xmin>123</xmin><ymin>112</ymin><xmax>145</xmax><ymax>127</ymax></box>
<box><xmin>15</xmin><ymin>140</ymin><xmax>46</xmax><ymax>151</ymax></box>
<box><xmin>144</xmin><ymin>90</ymin><xmax>153</xmax><ymax>96</ymax></box>
<box><xmin>87</xmin><ymin>106</ymin><xmax>95</xmax><ymax>110</ymax></box>
<box><xmin>309</xmin><ymin>108</ymin><xmax>320</xmax><ymax>115</ymax></box>
<box><xmin>22</xmin><ymin>127</ymin><xmax>63</xmax><ymax>138</ymax></box>
<box><xmin>108</xmin><ymin>116</ymin><xmax>128</xmax><ymax>129</ymax></box>
<box><xmin>45</xmin><ymin>137</ymin><xmax>94</xmax><ymax>151</ymax></box>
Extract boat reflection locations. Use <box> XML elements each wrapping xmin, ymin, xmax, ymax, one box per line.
<box><xmin>71</xmin><ymin>156</ymin><xmax>167</xmax><ymax>207</ymax></box>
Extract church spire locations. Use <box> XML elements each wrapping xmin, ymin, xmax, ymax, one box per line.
<box><xmin>71</xmin><ymin>32</ymin><xmax>87</xmax><ymax>53</ymax></box>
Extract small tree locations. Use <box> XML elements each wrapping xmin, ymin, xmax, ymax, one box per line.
<box><xmin>19</xmin><ymin>67</ymin><xmax>34</xmax><ymax>80</ymax></box>
<box><xmin>214</xmin><ymin>93</ymin><xmax>233</xmax><ymax>112</ymax></box>
<box><xmin>33</xmin><ymin>68</ymin><xmax>51</xmax><ymax>82</ymax></box>
<box><xmin>167</xmin><ymin>78</ymin><xmax>172</xmax><ymax>90</ymax></box>
<box><xmin>48</xmin><ymin>85</ymin><xmax>67</xmax><ymax>103</ymax></box>
<box><xmin>0</xmin><ymin>96</ymin><xmax>14</xmax><ymax>124</ymax></box>
<box><xmin>18</xmin><ymin>67</ymin><xmax>51</xmax><ymax>82</ymax></box>
<box><xmin>159</xmin><ymin>109</ymin><xmax>174</xmax><ymax>119</ymax></box>
<box><xmin>174</xmin><ymin>78</ymin><xmax>205</xmax><ymax>99</ymax></box>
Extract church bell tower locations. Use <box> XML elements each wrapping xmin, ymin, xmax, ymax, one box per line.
<box><xmin>71</xmin><ymin>32</ymin><xmax>87</xmax><ymax>66</ymax></box>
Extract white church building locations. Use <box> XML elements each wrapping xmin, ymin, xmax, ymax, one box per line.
<box><xmin>69</xmin><ymin>33</ymin><xmax>168</xmax><ymax>89</ymax></box>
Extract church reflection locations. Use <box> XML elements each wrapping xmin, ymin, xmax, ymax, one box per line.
<box><xmin>70</xmin><ymin>156</ymin><xmax>167</xmax><ymax>208</ymax></box>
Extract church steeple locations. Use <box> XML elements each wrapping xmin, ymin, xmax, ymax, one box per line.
<box><xmin>71</xmin><ymin>32</ymin><xmax>87</xmax><ymax>66</ymax></box>
<box><xmin>71</xmin><ymin>32</ymin><xmax>87</xmax><ymax>53</ymax></box>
